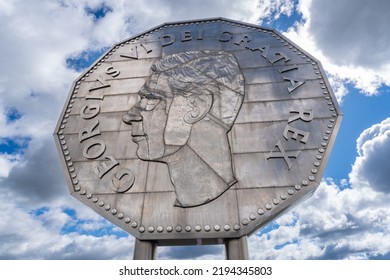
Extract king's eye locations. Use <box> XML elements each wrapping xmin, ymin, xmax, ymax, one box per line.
<box><xmin>145</xmin><ymin>98</ymin><xmax>160</xmax><ymax>111</ymax></box>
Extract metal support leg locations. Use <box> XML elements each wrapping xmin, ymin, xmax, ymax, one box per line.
<box><xmin>225</xmin><ymin>236</ymin><xmax>249</xmax><ymax>260</ymax></box>
<box><xmin>133</xmin><ymin>239</ymin><xmax>157</xmax><ymax>260</ymax></box>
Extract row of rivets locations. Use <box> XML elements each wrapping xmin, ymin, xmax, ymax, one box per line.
<box><xmin>137</xmin><ymin>224</ymin><xmax>239</xmax><ymax>233</ymax></box>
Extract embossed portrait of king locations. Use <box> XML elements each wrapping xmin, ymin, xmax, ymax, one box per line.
<box><xmin>123</xmin><ymin>50</ymin><xmax>244</xmax><ymax>208</ymax></box>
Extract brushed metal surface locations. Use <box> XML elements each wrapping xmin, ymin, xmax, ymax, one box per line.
<box><xmin>54</xmin><ymin>17</ymin><xmax>342</xmax><ymax>242</ymax></box>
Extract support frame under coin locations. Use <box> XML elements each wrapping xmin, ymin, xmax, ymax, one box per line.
<box><xmin>54</xmin><ymin>17</ymin><xmax>342</xmax><ymax>259</ymax></box>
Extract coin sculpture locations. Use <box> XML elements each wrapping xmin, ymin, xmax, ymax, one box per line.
<box><xmin>55</xmin><ymin>18</ymin><xmax>341</xmax><ymax>255</ymax></box>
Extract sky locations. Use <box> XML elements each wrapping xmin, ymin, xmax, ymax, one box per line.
<box><xmin>0</xmin><ymin>0</ymin><xmax>390</xmax><ymax>260</ymax></box>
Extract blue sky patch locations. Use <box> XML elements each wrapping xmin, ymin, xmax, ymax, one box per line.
<box><xmin>274</xmin><ymin>239</ymin><xmax>299</xmax><ymax>250</ymax></box>
<box><xmin>66</xmin><ymin>48</ymin><xmax>108</xmax><ymax>72</ymax></box>
<box><xmin>60</xmin><ymin>208</ymin><xmax>128</xmax><ymax>238</ymax></box>
<box><xmin>29</xmin><ymin>207</ymin><xmax>50</xmax><ymax>217</ymax></box>
<box><xmin>261</xmin><ymin>0</ymin><xmax>304</xmax><ymax>32</ymax></box>
<box><xmin>0</xmin><ymin>137</ymin><xmax>31</xmax><ymax>155</ymax></box>
<box><xmin>85</xmin><ymin>3</ymin><xmax>113</xmax><ymax>22</ymax></box>
<box><xmin>5</xmin><ymin>107</ymin><xmax>22</xmax><ymax>124</ymax></box>
<box><xmin>257</xmin><ymin>221</ymin><xmax>280</xmax><ymax>240</ymax></box>
<box><xmin>325</xmin><ymin>84</ymin><xmax>390</xmax><ymax>181</ymax></box>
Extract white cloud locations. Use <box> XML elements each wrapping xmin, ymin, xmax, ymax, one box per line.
<box><xmin>284</xmin><ymin>0</ymin><xmax>390</xmax><ymax>98</ymax></box>
<box><xmin>350</xmin><ymin>118</ymin><xmax>390</xmax><ymax>194</ymax></box>
<box><xmin>0</xmin><ymin>190</ymin><xmax>134</xmax><ymax>259</ymax></box>
<box><xmin>0</xmin><ymin>154</ymin><xmax>21</xmax><ymax>178</ymax></box>
<box><xmin>248</xmin><ymin>178</ymin><xmax>390</xmax><ymax>259</ymax></box>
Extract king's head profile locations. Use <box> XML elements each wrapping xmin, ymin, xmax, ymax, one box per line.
<box><xmin>123</xmin><ymin>50</ymin><xmax>244</xmax><ymax>207</ymax></box>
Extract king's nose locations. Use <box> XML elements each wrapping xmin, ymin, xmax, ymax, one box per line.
<box><xmin>122</xmin><ymin>106</ymin><xmax>142</xmax><ymax>124</ymax></box>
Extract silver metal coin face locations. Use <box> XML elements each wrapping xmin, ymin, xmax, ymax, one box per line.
<box><xmin>55</xmin><ymin>18</ymin><xmax>341</xmax><ymax>242</ymax></box>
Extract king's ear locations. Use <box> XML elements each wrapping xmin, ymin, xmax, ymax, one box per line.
<box><xmin>184</xmin><ymin>94</ymin><xmax>212</xmax><ymax>124</ymax></box>
<box><xmin>164</xmin><ymin>94</ymin><xmax>212</xmax><ymax>146</ymax></box>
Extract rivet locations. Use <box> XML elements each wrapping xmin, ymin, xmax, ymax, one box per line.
<box><xmin>71</xmin><ymin>173</ymin><xmax>76</xmax><ymax>179</ymax></box>
<box><xmin>204</xmin><ymin>225</ymin><xmax>211</xmax><ymax>232</ymax></box>
<box><xmin>309</xmin><ymin>176</ymin><xmax>315</xmax><ymax>181</ymax></box>
<box><xmin>319</xmin><ymin>148</ymin><xmax>325</xmax><ymax>153</ymax></box>
<box><xmin>176</xmin><ymin>226</ymin><xmax>182</xmax><ymax>232</ymax></box>
<box><xmin>61</xmin><ymin>141</ymin><xmax>67</xmax><ymax>146</ymax></box>
<box><xmin>224</xmin><ymin>225</ymin><xmax>230</xmax><ymax>231</ymax></box>
<box><xmin>321</xmin><ymin>142</ymin><xmax>327</xmax><ymax>147</ymax></box>
<box><xmin>330</xmin><ymin>107</ymin><xmax>335</xmax><ymax>111</ymax></box>
<box><xmin>234</xmin><ymin>224</ymin><xmax>240</xmax><ymax>231</ymax></box>
<box><xmin>80</xmin><ymin>190</ymin><xmax>86</xmax><ymax>195</ymax></box>
<box><xmin>295</xmin><ymin>184</ymin><xmax>301</xmax><ymax>191</ymax></box>
<box><xmin>81</xmin><ymin>77</ymin><xmax>85</xmax><ymax>81</ymax></box>
<box><xmin>131</xmin><ymin>222</ymin><xmax>138</xmax><ymax>228</ymax></box>
<box><xmin>332</xmin><ymin>113</ymin><xmax>337</xmax><ymax>117</ymax></box>
<box><xmin>58</xmin><ymin>130</ymin><xmax>63</xmax><ymax>135</ymax></box>
<box><xmin>281</xmin><ymin>193</ymin><xmax>287</xmax><ymax>200</ymax></box>
<box><xmin>323</xmin><ymin>136</ymin><xmax>329</xmax><ymax>141</ymax></box>
<box><xmin>72</xmin><ymin>179</ymin><xmax>78</xmax><ymax>185</ymax></box>
<box><xmin>250</xmin><ymin>213</ymin><xmax>256</xmax><ymax>220</ymax></box>
<box><xmin>60</xmin><ymin>124</ymin><xmax>65</xmax><ymax>129</ymax></box>
<box><xmin>330</xmin><ymin>119</ymin><xmax>335</xmax><ymax>123</ymax></box>
<box><xmin>327</xmin><ymin>101</ymin><xmax>333</xmax><ymax>105</ymax></box>
<box><xmin>311</xmin><ymin>169</ymin><xmax>318</xmax><ymax>174</ymax></box>
<box><xmin>64</xmin><ymin>151</ymin><xmax>70</xmax><ymax>156</ymax></box>
<box><xmin>166</xmin><ymin>226</ymin><xmax>173</xmax><ymax>232</ymax></box>
<box><xmin>195</xmin><ymin>225</ymin><xmax>202</xmax><ymax>232</ymax></box>
<box><xmin>288</xmin><ymin>189</ymin><xmax>295</xmax><ymax>195</ymax></box>
<box><xmin>62</xmin><ymin>119</ymin><xmax>67</xmax><ymax>124</ymax></box>
<box><xmin>265</xmin><ymin>203</ymin><xmax>272</xmax><ymax>210</ymax></box>
<box><xmin>258</xmin><ymin>208</ymin><xmax>265</xmax><ymax>215</ymax></box>
<box><xmin>325</xmin><ymin>129</ymin><xmax>331</xmax><ymax>134</ymax></box>
<box><xmin>148</xmin><ymin>226</ymin><xmax>154</xmax><ymax>233</ymax></box>
<box><xmin>139</xmin><ymin>226</ymin><xmax>145</xmax><ymax>233</ymax></box>
<box><xmin>314</xmin><ymin>161</ymin><xmax>320</xmax><ymax>167</ymax></box>
<box><xmin>185</xmin><ymin>226</ymin><xmax>192</xmax><ymax>232</ymax></box>
<box><xmin>242</xmin><ymin>218</ymin><xmax>249</xmax><ymax>226</ymax></box>
<box><xmin>68</xmin><ymin>104</ymin><xmax>73</xmax><ymax>108</ymax></box>
<box><xmin>316</xmin><ymin>155</ymin><xmax>323</xmax><ymax>160</ymax></box>
<box><xmin>67</xmin><ymin>162</ymin><xmax>73</xmax><ymax>167</ymax></box>
<box><xmin>74</xmin><ymin>186</ymin><xmax>81</xmax><ymax>192</ymax></box>
<box><xmin>321</xmin><ymin>86</ymin><xmax>326</xmax><ymax>89</ymax></box>
<box><xmin>92</xmin><ymin>197</ymin><xmax>98</xmax><ymax>203</ymax></box>
<box><xmin>273</xmin><ymin>199</ymin><xmax>280</xmax><ymax>205</ymax></box>
<box><xmin>86</xmin><ymin>193</ymin><xmax>92</xmax><ymax>199</ymax></box>
<box><xmin>65</xmin><ymin>156</ymin><xmax>71</xmax><ymax>161</ymax></box>
<box><xmin>157</xmin><ymin>226</ymin><xmax>164</xmax><ymax>233</ymax></box>
<box><xmin>111</xmin><ymin>209</ymin><xmax>117</xmax><ymax>215</ymax></box>
<box><xmin>325</xmin><ymin>96</ymin><xmax>330</xmax><ymax>100</ymax></box>
<box><xmin>59</xmin><ymin>135</ymin><xmax>65</xmax><ymax>140</ymax></box>
<box><xmin>117</xmin><ymin>213</ymin><xmax>124</xmax><ymax>219</ymax></box>
<box><xmin>302</xmin><ymin>180</ymin><xmax>309</xmax><ymax>186</ymax></box>
<box><xmin>214</xmin><ymin>225</ymin><xmax>221</xmax><ymax>231</ymax></box>
<box><xmin>98</xmin><ymin>201</ymin><xmax>104</xmax><ymax>207</ymax></box>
